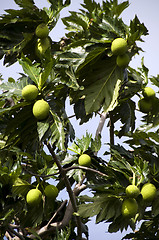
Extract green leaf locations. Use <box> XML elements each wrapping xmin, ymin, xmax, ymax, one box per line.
<box><xmin>37</xmin><ymin>121</ymin><xmax>50</xmax><ymax>141</ymax></box>
<box><xmin>0</xmin><ymin>76</ymin><xmax>30</xmax><ymax>98</ymax></box>
<box><xmin>76</xmin><ymin>132</ymin><xmax>92</xmax><ymax>153</ymax></box>
<box><xmin>129</xmin><ymin>15</ymin><xmax>148</xmax><ymax>42</ymax></box>
<box><xmin>152</xmin><ymin>197</ymin><xmax>159</xmax><ymax>217</ymax></box>
<box><xmin>12</xmin><ymin>178</ymin><xmax>31</xmax><ymax>196</ymax></box>
<box><xmin>68</xmin><ymin>142</ymin><xmax>81</xmax><ymax>155</ymax></box>
<box><xmin>14</xmin><ymin>0</ymin><xmax>35</xmax><ymax>8</ymax></box>
<box><xmin>148</xmin><ymin>132</ymin><xmax>159</xmax><ymax>143</ymax></box>
<box><xmin>91</xmin><ymin>135</ymin><xmax>101</xmax><ymax>153</ymax></box>
<box><xmin>19</xmin><ymin>57</ymin><xmax>41</xmax><ymax>85</ymax></box>
<box><xmin>78</xmin><ymin>194</ymin><xmax>122</xmax><ymax>223</ymax></box>
<box><xmin>77</xmin><ymin>54</ymin><xmax>123</xmax><ymax>115</ymax></box>
<box><xmin>50</xmin><ymin>111</ymin><xmax>66</xmax><ymax>151</ymax></box>
<box><xmin>150</xmin><ymin>75</ymin><xmax>159</xmax><ymax>88</ymax></box>
<box><xmin>38</xmin><ymin>60</ymin><xmax>54</xmax><ymax>90</ymax></box>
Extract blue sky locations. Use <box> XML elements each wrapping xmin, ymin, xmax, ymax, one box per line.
<box><xmin>1</xmin><ymin>0</ymin><xmax>159</xmax><ymax>239</ymax></box>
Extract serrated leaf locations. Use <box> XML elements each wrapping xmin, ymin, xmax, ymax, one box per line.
<box><xmin>129</xmin><ymin>15</ymin><xmax>148</xmax><ymax>42</ymax></box>
<box><xmin>78</xmin><ymin>55</ymin><xmax>123</xmax><ymax>114</ymax></box>
<box><xmin>0</xmin><ymin>77</ymin><xmax>29</xmax><ymax>98</ymax></box>
<box><xmin>14</xmin><ymin>0</ymin><xmax>35</xmax><ymax>8</ymax></box>
<box><xmin>68</xmin><ymin>142</ymin><xmax>81</xmax><ymax>155</ymax></box>
<box><xmin>76</xmin><ymin>132</ymin><xmax>92</xmax><ymax>153</ymax></box>
<box><xmin>91</xmin><ymin>135</ymin><xmax>101</xmax><ymax>153</ymax></box>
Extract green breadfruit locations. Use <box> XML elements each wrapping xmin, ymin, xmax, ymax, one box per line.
<box><xmin>126</xmin><ymin>185</ymin><xmax>140</xmax><ymax>198</ymax></box>
<box><xmin>33</xmin><ymin>99</ymin><xmax>50</xmax><ymax>120</ymax></box>
<box><xmin>122</xmin><ymin>198</ymin><xmax>138</xmax><ymax>218</ymax></box>
<box><xmin>26</xmin><ymin>189</ymin><xmax>42</xmax><ymax>206</ymax></box>
<box><xmin>142</xmin><ymin>87</ymin><xmax>155</xmax><ymax>99</ymax></box>
<box><xmin>141</xmin><ymin>183</ymin><xmax>156</xmax><ymax>202</ymax></box>
<box><xmin>44</xmin><ymin>185</ymin><xmax>58</xmax><ymax>199</ymax></box>
<box><xmin>78</xmin><ymin>154</ymin><xmax>91</xmax><ymax>167</ymax></box>
<box><xmin>22</xmin><ymin>84</ymin><xmax>38</xmax><ymax>101</ymax></box>
<box><xmin>116</xmin><ymin>54</ymin><xmax>130</xmax><ymax>68</ymax></box>
<box><xmin>35</xmin><ymin>37</ymin><xmax>51</xmax><ymax>58</ymax></box>
<box><xmin>35</xmin><ymin>23</ymin><xmax>49</xmax><ymax>39</ymax></box>
<box><xmin>111</xmin><ymin>38</ymin><xmax>127</xmax><ymax>55</ymax></box>
<box><xmin>138</xmin><ymin>98</ymin><xmax>152</xmax><ymax>113</ymax></box>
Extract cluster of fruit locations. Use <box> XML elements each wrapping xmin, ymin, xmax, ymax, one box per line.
<box><xmin>35</xmin><ymin>23</ymin><xmax>51</xmax><ymax>58</ymax></box>
<box><xmin>122</xmin><ymin>183</ymin><xmax>157</xmax><ymax>218</ymax></box>
<box><xmin>138</xmin><ymin>87</ymin><xmax>156</xmax><ymax>113</ymax></box>
<box><xmin>111</xmin><ymin>37</ymin><xmax>130</xmax><ymax>68</ymax></box>
<box><xmin>26</xmin><ymin>184</ymin><xmax>58</xmax><ymax>207</ymax></box>
<box><xmin>22</xmin><ymin>84</ymin><xmax>50</xmax><ymax>120</ymax></box>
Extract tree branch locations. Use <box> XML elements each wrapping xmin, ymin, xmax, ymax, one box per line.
<box><xmin>109</xmin><ymin>112</ymin><xmax>115</xmax><ymax>146</ymax></box>
<box><xmin>95</xmin><ymin>111</ymin><xmax>107</xmax><ymax>139</ymax></box>
<box><xmin>29</xmin><ymin>183</ymin><xmax>86</xmax><ymax>239</ymax></box>
<box><xmin>44</xmin><ymin>141</ymin><xmax>83</xmax><ymax>239</ymax></box>
<box><xmin>64</xmin><ymin>165</ymin><xmax>108</xmax><ymax>178</ymax></box>
<box><xmin>6</xmin><ymin>225</ymin><xmax>25</xmax><ymax>240</ymax></box>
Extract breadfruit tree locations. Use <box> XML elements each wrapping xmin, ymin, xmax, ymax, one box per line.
<box><xmin>0</xmin><ymin>0</ymin><xmax>159</xmax><ymax>239</ymax></box>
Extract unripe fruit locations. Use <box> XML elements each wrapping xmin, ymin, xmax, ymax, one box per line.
<box><xmin>126</xmin><ymin>185</ymin><xmax>140</xmax><ymax>198</ymax></box>
<box><xmin>111</xmin><ymin>38</ymin><xmax>127</xmax><ymax>55</ymax></box>
<box><xmin>141</xmin><ymin>183</ymin><xmax>157</xmax><ymax>202</ymax></box>
<box><xmin>122</xmin><ymin>198</ymin><xmax>138</xmax><ymax>218</ymax></box>
<box><xmin>44</xmin><ymin>185</ymin><xmax>58</xmax><ymax>199</ymax></box>
<box><xmin>78</xmin><ymin>154</ymin><xmax>91</xmax><ymax>167</ymax></box>
<box><xmin>26</xmin><ymin>189</ymin><xmax>42</xmax><ymax>206</ymax></box>
<box><xmin>35</xmin><ymin>23</ymin><xmax>49</xmax><ymax>39</ymax></box>
<box><xmin>138</xmin><ymin>98</ymin><xmax>152</xmax><ymax>113</ymax></box>
<box><xmin>33</xmin><ymin>99</ymin><xmax>50</xmax><ymax>120</ymax></box>
<box><xmin>142</xmin><ymin>87</ymin><xmax>155</xmax><ymax>99</ymax></box>
<box><xmin>22</xmin><ymin>84</ymin><xmax>38</xmax><ymax>101</ymax></box>
<box><xmin>116</xmin><ymin>54</ymin><xmax>130</xmax><ymax>68</ymax></box>
<box><xmin>35</xmin><ymin>37</ymin><xmax>51</xmax><ymax>58</ymax></box>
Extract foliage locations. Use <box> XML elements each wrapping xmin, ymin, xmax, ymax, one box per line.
<box><xmin>0</xmin><ymin>0</ymin><xmax>159</xmax><ymax>239</ymax></box>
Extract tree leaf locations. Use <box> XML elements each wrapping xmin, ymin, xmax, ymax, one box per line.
<box><xmin>50</xmin><ymin>111</ymin><xmax>66</xmax><ymax>151</ymax></box>
<box><xmin>37</xmin><ymin>121</ymin><xmax>50</xmax><ymax>141</ymax></box>
<box><xmin>78</xmin><ymin>55</ymin><xmax>123</xmax><ymax>114</ymax></box>
<box><xmin>14</xmin><ymin>0</ymin><xmax>35</xmax><ymax>8</ymax></box>
<box><xmin>19</xmin><ymin>57</ymin><xmax>41</xmax><ymax>85</ymax></box>
<box><xmin>12</xmin><ymin>178</ymin><xmax>31</xmax><ymax>196</ymax></box>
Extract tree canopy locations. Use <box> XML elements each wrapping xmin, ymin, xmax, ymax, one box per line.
<box><xmin>0</xmin><ymin>0</ymin><xmax>159</xmax><ymax>239</ymax></box>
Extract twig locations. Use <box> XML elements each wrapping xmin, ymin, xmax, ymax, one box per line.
<box><xmin>64</xmin><ymin>165</ymin><xmax>108</xmax><ymax>177</ymax></box>
<box><xmin>109</xmin><ymin>111</ymin><xmax>115</xmax><ymax>146</ymax></box>
<box><xmin>44</xmin><ymin>141</ymin><xmax>83</xmax><ymax>239</ymax></box>
<box><xmin>7</xmin><ymin>224</ymin><xmax>25</xmax><ymax>240</ymax></box>
<box><xmin>46</xmin><ymin>200</ymin><xmax>67</xmax><ymax>228</ymax></box>
<box><xmin>95</xmin><ymin>111</ymin><xmax>107</xmax><ymax>139</ymax></box>
<box><xmin>28</xmin><ymin>183</ymin><xmax>86</xmax><ymax>239</ymax></box>
<box><xmin>23</xmin><ymin>165</ymin><xmax>60</xmax><ymax>178</ymax></box>
<box><xmin>95</xmin><ymin>111</ymin><xmax>107</xmax><ymax>156</ymax></box>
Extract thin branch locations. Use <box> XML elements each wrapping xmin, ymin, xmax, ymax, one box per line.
<box><xmin>64</xmin><ymin>165</ymin><xmax>108</xmax><ymax>178</ymax></box>
<box><xmin>7</xmin><ymin>225</ymin><xmax>25</xmax><ymax>240</ymax></box>
<box><xmin>95</xmin><ymin>111</ymin><xmax>107</xmax><ymax>156</ymax></box>
<box><xmin>28</xmin><ymin>183</ymin><xmax>86</xmax><ymax>239</ymax></box>
<box><xmin>46</xmin><ymin>200</ymin><xmax>67</xmax><ymax>228</ymax></box>
<box><xmin>109</xmin><ymin>112</ymin><xmax>115</xmax><ymax>146</ymax></box>
<box><xmin>23</xmin><ymin>165</ymin><xmax>60</xmax><ymax>178</ymax></box>
<box><xmin>44</xmin><ymin>141</ymin><xmax>83</xmax><ymax>239</ymax></box>
<box><xmin>95</xmin><ymin>111</ymin><xmax>107</xmax><ymax>139</ymax></box>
